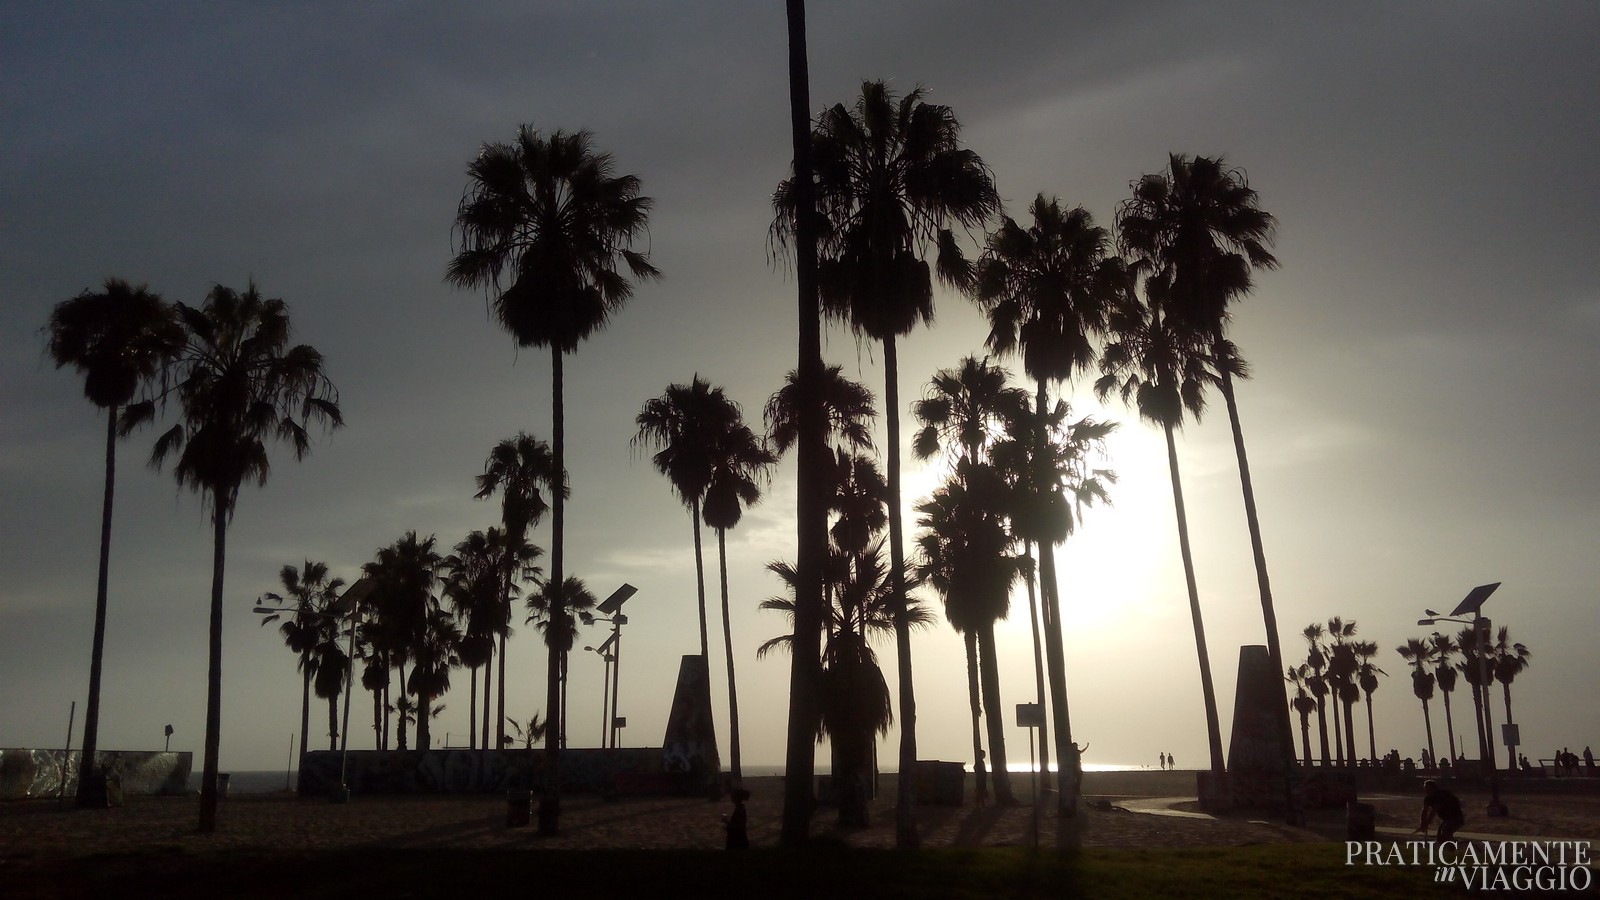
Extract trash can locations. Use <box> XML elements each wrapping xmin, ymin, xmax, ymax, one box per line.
<box><xmin>1346</xmin><ymin>801</ymin><xmax>1376</xmax><ymax>840</ymax></box>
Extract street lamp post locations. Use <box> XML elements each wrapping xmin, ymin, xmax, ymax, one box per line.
<box><xmin>254</xmin><ymin>576</ymin><xmax>373</xmax><ymax>802</ymax></box>
<box><xmin>584</xmin><ymin>641</ymin><xmax>615</xmax><ymax>749</ymax></box>
<box><xmin>579</xmin><ymin>583</ymin><xmax>637</xmax><ymax>750</ymax></box>
<box><xmin>1417</xmin><ymin>581</ymin><xmax>1508</xmax><ymax>817</ymax></box>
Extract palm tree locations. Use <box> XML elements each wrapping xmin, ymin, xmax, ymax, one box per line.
<box><xmin>1490</xmin><ymin>626</ymin><xmax>1531</xmax><ymax>771</ymax></box>
<box><xmin>443</xmin><ymin>528</ymin><xmax>534</xmax><ymax>749</ymax></box>
<box><xmin>967</xmin><ymin>196</ymin><xmax>1121</xmax><ymax>821</ymax></box>
<box><xmin>1355</xmin><ymin>640</ymin><xmax>1385</xmax><ymax>763</ymax></box>
<box><xmin>1097</xmin><ymin>269</ymin><xmax>1224</xmax><ymax>779</ymax></box>
<box><xmin>634</xmin><ymin>377</ymin><xmax>741</xmax><ymax>664</ymax></box>
<box><xmin>311</xmin><ymin>628</ymin><xmax>349</xmax><ymax>752</ymax></box>
<box><xmin>450</xmin><ymin>124</ymin><xmax>656</xmax><ymax>835</ymax></box>
<box><xmin>363</xmin><ymin>532</ymin><xmax>445</xmax><ymax>751</ymax></box>
<box><xmin>1323</xmin><ymin>617</ymin><xmax>1358</xmax><ymax>766</ymax></box>
<box><xmin>45</xmin><ymin>278</ymin><xmax>184</xmax><ymax>806</ymax></box>
<box><xmin>1285</xmin><ymin>665</ymin><xmax>1316</xmax><ymax>766</ymax></box>
<box><xmin>474</xmin><ymin>435</ymin><xmax>557</xmax><ymax>749</ymax></box>
<box><xmin>1302</xmin><ymin>623</ymin><xmax>1332</xmax><ymax>766</ymax></box>
<box><xmin>765</xmin><ymin>364</ymin><xmax>876</xmax><ymax>456</ymax></box>
<box><xmin>702</xmin><ymin>418</ymin><xmax>775</xmax><ymax>784</ymax></box>
<box><xmin>151</xmin><ymin>282</ymin><xmax>341</xmax><ymax>832</ymax></box>
<box><xmin>774</xmin><ymin>79</ymin><xmax>999</xmax><ymax>848</ymax></box>
<box><xmin>1456</xmin><ymin>625</ymin><xmax>1493</xmax><ymax>767</ymax></box>
<box><xmin>530</xmin><ymin>576</ymin><xmax>597</xmax><ymax>749</ymax></box>
<box><xmin>259</xmin><ymin>561</ymin><xmax>346</xmax><ymax>763</ymax></box>
<box><xmin>912</xmin><ymin>356</ymin><xmax>1029</xmax><ymax>805</ymax></box>
<box><xmin>1118</xmin><ymin>155</ymin><xmax>1284</xmax><ymax>686</ymax></box>
<box><xmin>914</xmin><ymin>462</ymin><xmax>1025</xmax><ymax>805</ymax></box>
<box><xmin>1430</xmin><ymin>633</ymin><xmax>1462</xmax><ymax>765</ymax></box>
<box><xmin>407</xmin><ymin>606</ymin><xmax>461</xmax><ymax>751</ymax></box>
<box><xmin>1397</xmin><ymin>637</ymin><xmax>1440</xmax><ymax>769</ymax></box>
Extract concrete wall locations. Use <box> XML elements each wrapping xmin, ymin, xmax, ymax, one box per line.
<box><xmin>0</xmin><ymin>749</ymin><xmax>191</xmax><ymax>800</ymax></box>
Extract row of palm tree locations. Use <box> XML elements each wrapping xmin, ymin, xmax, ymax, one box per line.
<box><xmin>1289</xmin><ymin>619</ymin><xmax>1532</xmax><ymax>772</ymax></box>
<box><xmin>47</xmin><ymin>280</ymin><xmax>342</xmax><ymax>833</ymax></box>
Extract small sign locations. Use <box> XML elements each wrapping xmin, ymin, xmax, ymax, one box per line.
<box><xmin>613</xmin><ymin>716</ymin><xmax>627</xmax><ymax>729</ymax></box>
<box><xmin>1502</xmin><ymin>723</ymin><xmax>1519</xmax><ymax>747</ymax></box>
<box><xmin>1015</xmin><ymin>702</ymin><xmax>1043</xmax><ymax>728</ymax></box>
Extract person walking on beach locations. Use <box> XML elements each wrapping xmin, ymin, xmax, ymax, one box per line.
<box><xmin>1158</xmin><ymin>751</ymin><xmax>1166</xmax><ymax>771</ymax></box>
<box><xmin>724</xmin><ymin>788</ymin><xmax>750</xmax><ymax>849</ymax></box>
<box><xmin>973</xmin><ymin>749</ymin><xmax>988</xmax><ymax>807</ymax></box>
<box><xmin>1413</xmin><ymin>780</ymin><xmax>1464</xmax><ymax>840</ymax></box>
<box><xmin>1585</xmin><ymin>746</ymin><xmax>1595</xmax><ymax>775</ymax></box>
<box><xmin>1167</xmin><ymin>752</ymin><xmax>1175</xmax><ymax>770</ymax></box>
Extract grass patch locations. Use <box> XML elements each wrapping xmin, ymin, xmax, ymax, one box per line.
<box><xmin>10</xmin><ymin>844</ymin><xmax>1456</xmax><ymax>899</ymax></box>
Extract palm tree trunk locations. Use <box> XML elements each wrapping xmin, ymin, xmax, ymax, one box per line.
<box><xmin>1216</xmin><ymin>365</ymin><xmax>1298</xmax><ymax>818</ymax></box>
<box><xmin>327</xmin><ymin>695</ymin><xmax>338</xmax><ymax>752</ymax></box>
<box><xmin>1315</xmin><ymin>691</ymin><xmax>1331</xmax><ymax>766</ymax></box>
<box><xmin>372</xmin><ymin>684</ymin><xmax>381</xmax><ymax>752</ymax></box>
<box><xmin>1162</xmin><ymin>422</ymin><xmax>1226</xmax><ymax>779</ymax></box>
<box><xmin>691</xmin><ymin>499</ymin><xmax>710</xmax><ymax>662</ymax></box>
<box><xmin>1330</xmin><ymin>688</ymin><xmax>1343</xmax><ymax>766</ymax></box>
<box><xmin>198</xmin><ymin>499</ymin><xmax>229</xmax><ymax>833</ymax></box>
<box><xmin>881</xmin><ymin>333</ymin><xmax>920</xmax><ymax>850</ymax></box>
<box><xmin>484</xmin><ymin>644</ymin><xmax>495</xmax><ymax>749</ymax></box>
<box><xmin>977</xmin><ymin>625</ymin><xmax>1015</xmax><ymax>803</ymax></box>
<box><xmin>716</xmin><ymin>528</ymin><xmax>742</xmax><ymax>782</ymax></box>
<box><xmin>1501</xmin><ymin>683</ymin><xmax>1516</xmax><ymax>770</ymax></box>
<box><xmin>963</xmin><ymin>630</ymin><xmax>982</xmax><ymax>791</ymax></box>
<box><xmin>468</xmin><ymin>666</ymin><xmax>477</xmax><ymax>750</ymax></box>
<box><xmin>1421</xmin><ymin>698</ymin><xmax>1436</xmax><ymax>769</ymax></box>
<box><xmin>1342</xmin><ymin>695</ymin><xmax>1357</xmax><ymax>765</ymax></box>
<box><xmin>1022</xmin><ymin>542</ymin><xmax>1052</xmax><ymax>790</ymax></box>
<box><xmin>1470</xmin><ymin>682</ymin><xmax>1488</xmax><ymax>765</ymax></box>
<box><xmin>1440</xmin><ymin>688</ymin><xmax>1457</xmax><ymax>764</ymax></box>
<box><xmin>299</xmin><ymin>663</ymin><xmax>312</xmax><ymax>763</ymax></box>
<box><xmin>1365</xmin><ymin>695</ymin><xmax>1377</xmax><ymax>762</ymax></box>
<box><xmin>496</xmin><ymin>632</ymin><xmax>506</xmax><ymax>748</ymax></box>
<box><xmin>396</xmin><ymin>660</ymin><xmax>409</xmax><ymax>751</ymax></box>
<box><xmin>75</xmin><ymin>406</ymin><xmax>118</xmax><ymax>806</ymax></box>
<box><xmin>1298</xmin><ymin>709</ymin><xmax>1312</xmax><ymax>765</ymax></box>
<box><xmin>782</xmin><ymin>0</ymin><xmax>827</xmax><ymax>846</ymax></box>
<box><xmin>540</xmin><ymin>348</ymin><xmax>566</xmax><ymax>835</ymax></box>
<box><xmin>1034</xmin><ymin>385</ymin><xmax>1077</xmax><ymax>829</ymax></box>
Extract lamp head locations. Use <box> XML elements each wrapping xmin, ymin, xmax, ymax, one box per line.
<box><xmin>1417</xmin><ymin>618</ymin><xmax>1436</xmax><ymax>626</ymax></box>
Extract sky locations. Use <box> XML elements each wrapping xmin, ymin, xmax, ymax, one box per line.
<box><xmin>3</xmin><ymin>1</ymin><xmax>1597</xmax><ymax>777</ymax></box>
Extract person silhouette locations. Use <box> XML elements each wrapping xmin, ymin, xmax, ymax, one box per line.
<box><xmin>1167</xmin><ymin>752</ymin><xmax>1176</xmax><ymax>770</ymax></box>
<box><xmin>1159</xmin><ymin>751</ymin><xmax>1166</xmax><ymax>771</ymax></box>
<box><xmin>724</xmin><ymin>787</ymin><xmax>750</xmax><ymax>849</ymax></box>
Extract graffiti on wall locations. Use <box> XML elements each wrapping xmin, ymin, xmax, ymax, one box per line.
<box><xmin>0</xmin><ymin>749</ymin><xmax>191</xmax><ymax>800</ymax></box>
<box><xmin>297</xmin><ymin>747</ymin><xmax>666</xmax><ymax>795</ymax></box>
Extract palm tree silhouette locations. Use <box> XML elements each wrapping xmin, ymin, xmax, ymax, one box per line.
<box><xmin>1355</xmin><ymin>640</ymin><xmax>1385</xmax><ymax>763</ymax></box>
<box><xmin>970</xmin><ymin>196</ymin><xmax>1120</xmax><ymax>821</ymax></box>
<box><xmin>1490</xmin><ymin>626</ymin><xmax>1531</xmax><ymax>770</ymax></box>
<box><xmin>45</xmin><ymin>278</ymin><xmax>183</xmax><ymax>806</ymax></box>
<box><xmin>1322</xmin><ymin>617</ymin><xmax>1359</xmax><ymax>766</ymax></box>
<box><xmin>1097</xmin><ymin>266</ymin><xmax>1224</xmax><ymax>778</ymax></box>
<box><xmin>151</xmin><ymin>282</ymin><xmax>341</xmax><ymax>832</ymax></box>
<box><xmin>444</xmin><ymin>528</ymin><xmax>539</xmax><ymax>749</ymax></box>
<box><xmin>1430</xmin><ymin>633</ymin><xmax>1462</xmax><ymax>765</ymax></box>
<box><xmin>1397</xmin><ymin>637</ymin><xmax>1440</xmax><ymax>770</ymax></box>
<box><xmin>529</xmin><ymin>576</ymin><xmax>597</xmax><ymax>749</ymax></box>
<box><xmin>1285</xmin><ymin>665</ymin><xmax>1316</xmax><ymax>766</ymax></box>
<box><xmin>702</xmin><ymin>417</ymin><xmax>775</xmax><ymax>784</ymax></box>
<box><xmin>774</xmin><ymin>79</ymin><xmax>999</xmax><ymax>847</ymax></box>
<box><xmin>912</xmin><ymin>356</ymin><xmax>1029</xmax><ymax>805</ymax></box>
<box><xmin>259</xmin><ymin>561</ymin><xmax>346</xmax><ymax>762</ymax></box>
<box><xmin>634</xmin><ymin>376</ymin><xmax>740</xmax><ymax>665</ymax></box>
<box><xmin>363</xmin><ymin>532</ymin><xmax>444</xmax><ymax>751</ymax></box>
<box><xmin>450</xmin><ymin>125</ymin><xmax>656</xmax><ymax>834</ymax></box>
<box><xmin>1456</xmin><ymin>625</ymin><xmax>1493</xmax><ymax>767</ymax></box>
<box><xmin>475</xmin><ymin>435</ymin><xmax>557</xmax><ymax>749</ymax></box>
<box><xmin>1302</xmin><ymin>623</ymin><xmax>1332</xmax><ymax>766</ymax></box>
<box><xmin>408</xmin><ymin>606</ymin><xmax>461</xmax><ymax>751</ymax></box>
<box><xmin>914</xmin><ymin>462</ymin><xmax>1025</xmax><ymax>805</ymax></box>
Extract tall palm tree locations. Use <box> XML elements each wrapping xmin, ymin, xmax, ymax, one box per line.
<box><xmin>259</xmin><ymin>561</ymin><xmax>345</xmax><ymax>763</ymax></box>
<box><xmin>1097</xmin><ymin>269</ymin><xmax>1223</xmax><ymax>779</ymax></box>
<box><xmin>774</xmin><ymin>79</ymin><xmax>999</xmax><ymax>848</ymax></box>
<box><xmin>1430</xmin><ymin>633</ymin><xmax>1462</xmax><ymax>765</ymax></box>
<box><xmin>1302</xmin><ymin>623</ymin><xmax>1332</xmax><ymax>766</ymax></box>
<box><xmin>408</xmin><ymin>606</ymin><xmax>461</xmax><ymax>751</ymax></box>
<box><xmin>475</xmin><ymin>435</ymin><xmax>557</xmax><ymax>749</ymax></box>
<box><xmin>969</xmin><ymin>196</ymin><xmax>1120</xmax><ymax>821</ymax></box>
<box><xmin>912</xmin><ymin>356</ymin><xmax>1029</xmax><ymax>805</ymax></box>
<box><xmin>914</xmin><ymin>462</ymin><xmax>1025</xmax><ymax>805</ymax></box>
<box><xmin>1285</xmin><ymin>665</ymin><xmax>1317</xmax><ymax>766</ymax></box>
<box><xmin>45</xmin><ymin>278</ymin><xmax>184</xmax><ymax>806</ymax></box>
<box><xmin>450</xmin><ymin>125</ymin><xmax>656</xmax><ymax>835</ymax></box>
<box><xmin>765</xmin><ymin>364</ymin><xmax>876</xmax><ymax>457</ymax></box>
<box><xmin>151</xmin><ymin>282</ymin><xmax>341</xmax><ymax>832</ymax></box>
<box><xmin>443</xmin><ymin>528</ymin><xmax>533</xmax><ymax>749</ymax></box>
<box><xmin>702</xmin><ymin>418</ymin><xmax>775</xmax><ymax>784</ymax></box>
<box><xmin>1118</xmin><ymin>155</ymin><xmax>1283</xmax><ymax>684</ymax></box>
<box><xmin>1456</xmin><ymin>625</ymin><xmax>1493</xmax><ymax>767</ymax></box>
<box><xmin>1355</xmin><ymin>640</ymin><xmax>1385</xmax><ymax>763</ymax></box>
<box><xmin>1397</xmin><ymin>637</ymin><xmax>1440</xmax><ymax>769</ymax></box>
<box><xmin>311</xmin><ymin>627</ymin><xmax>349</xmax><ymax>752</ymax></box>
<box><xmin>634</xmin><ymin>376</ymin><xmax>741</xmax><ymax>664</ymax></box>
<box><xmin>1490</xmin><ymin>626</ymin><xmax>1531</xmax><ymax>770</ymax></box>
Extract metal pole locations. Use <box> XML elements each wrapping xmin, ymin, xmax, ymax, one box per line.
<box><xmin>1476</xmin><ymin>616</ymin><xmax>1504</xmax><ymax>814</ymax></box>
<box><xmin>599</xmin><ymin>653</ymin><xmax>612</xmax><ymax>749</ymax></box>
<box><xmin>609</xmin><ymin>621</ymin><xmax>623</xmax><ymax>749</ymax></box>
<box><xmin>1030</xmin><ymin>725</ymin><xmax>1039</xmax><ymax>848</ymax></box>
<box><xmin>286</xmin><ymin>733</ymin><xmax>294</xmax><ymax>791</ymax></box>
